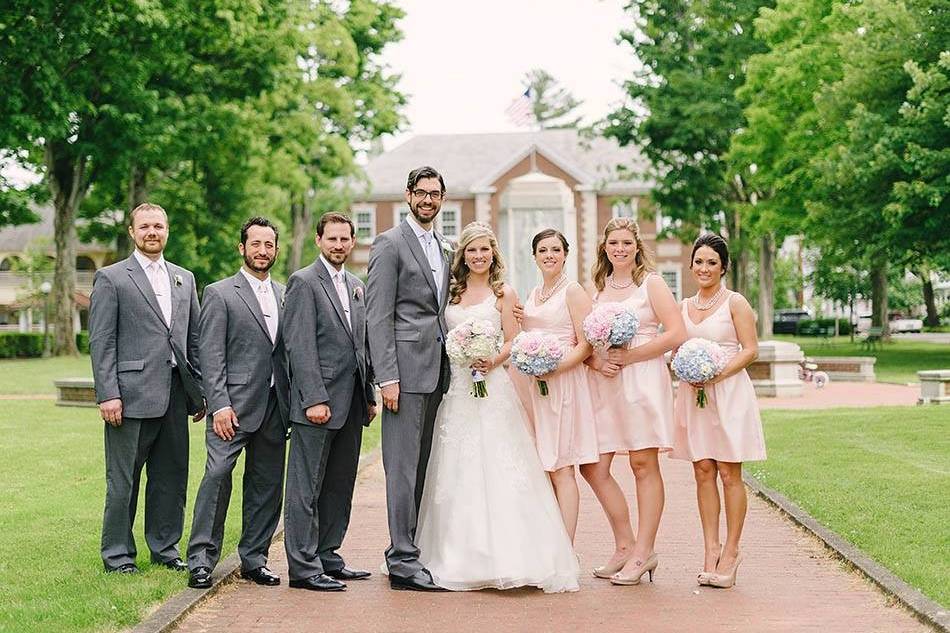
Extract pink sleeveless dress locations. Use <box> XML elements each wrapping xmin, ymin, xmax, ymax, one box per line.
<box><xmin>588</xmin><ymin>274</ymin><xmax>674</xmax><ymax>453</ymax></box>
<box><xmin>519</xmin><ymin>283</ymin><xmax>600</xmax><ymax>472</ymax></box>
<box><xmin>671</xmin><ymin>292</ymin><xmax>767</xmax><ymax>463</ymax></box>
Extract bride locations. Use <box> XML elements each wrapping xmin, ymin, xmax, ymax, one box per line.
<box><xmin>416</xmin><ymin>222</ymin><xmax>580</xmax><ymax>593</ymax></box>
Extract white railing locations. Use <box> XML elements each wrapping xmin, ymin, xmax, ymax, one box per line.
<box><xmin>0</xmin><ymin>271</ymin><xmax>95</xmax><ymax>290</ymax></box>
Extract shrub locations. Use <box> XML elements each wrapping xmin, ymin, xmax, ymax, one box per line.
<box><xmin>75</xmin><ymin>331</ymin><xmax>90</xmax><ymax>354</ymax></box>
<box><xmin>0</xmin><ymin>333</ymin><xmax>44</xmax><ymax>358</ymax></box>
<box><xmin>795</xmin><ymin>318</ymin><xmax>852</xmax><ymax>336</ymax></box>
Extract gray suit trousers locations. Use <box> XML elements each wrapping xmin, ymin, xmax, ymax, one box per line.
<box><xmin>381</xmin><ymin>386</ymin><xmax>443</xmax><ymax>578</ymax></box>
<box><xmin>284</xmin><ymin>389</ymin><xmax>364</xmax><ymax>581</ymax></box>
<box><xmin>101</xmin><ymin>370</ymin><xmax>188</xmax><ymax>570</ymax></box>
<box><xmin>187</xmin><ymin>390</ymin><xmax>286</xmax><ymax>572</ymax></box>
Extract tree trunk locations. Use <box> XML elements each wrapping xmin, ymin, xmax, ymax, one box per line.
<box><xmin>45</xmin><ymin>141</ymin><xmax>88</xmax><ymax>356</ymax></box>
<box><xmin>757</xmin><ymin>232</ymin><xmax>775</xmax><ymax>338</ymax></box>
<box><xmin>870</xmin><ymin>260</ymin><xmax>889</xmax><ymax>338</ymax></box>
<box><xmin>115</xmin><ymin>164</ymin><xmax>148</xmax><ymax>258</ymax></box>
<box><xmin>723</xmin><ymin>207</ymin><xmax>742</xmax><ymax>291</ymax></box>
<box><xmin>918</xmin><ymin>267</ymin><xmax>939</xmax><ymax>327</ymax></box>
<box><xmin>287</xmin><ymin>194</ymin><xmax>313</xmax><ymax>275</ymax></box>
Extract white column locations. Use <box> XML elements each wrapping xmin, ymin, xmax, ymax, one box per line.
<box><xmin>473</xmin><ymin>188</ymin><xmax>494</xmax><ymax>224</ymax></box>
<box><xmin>577</xmin><ymin>187</ymin><xmax>598</xmax><ymax>284</ymax></box>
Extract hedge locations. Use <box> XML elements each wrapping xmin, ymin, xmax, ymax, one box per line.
<box><xmin>0</xmin><ymin>332</ymin><xmax>44</xmax><ymax>358</ymax></box>
<box><xmin>76</xmin><ymin>331</ymin><xmax>90</xmax><ymax>354</ymax></box>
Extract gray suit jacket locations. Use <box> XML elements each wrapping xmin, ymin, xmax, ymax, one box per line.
<box><xmin>198</xmin><ymin>272</ymin><xmax>290</xmax><ymax>433</ymax></box>
<box><xmin>366</xmin><ymin>220</ymin><xmax>450</xmax><ymax>394</ymax></box>
<box><xmin>89</xmin><ymin>254</ymin><xmax>203</xmax><ymax>418</ymax></box>
<box><xmin>282</xmin><ymin>259</ymin><xmax>375</xmax><ymax>430</ymax></box>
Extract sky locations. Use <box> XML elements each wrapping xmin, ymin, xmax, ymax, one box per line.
<box><xmin>379</xmin><ymin>0</ymin><xmax>639</xmax><ymax>148</ymax></box>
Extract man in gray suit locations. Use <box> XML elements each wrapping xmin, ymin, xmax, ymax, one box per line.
<box><xmin>367</xmin><ymin>166</ymin><xmax>451</xmax><ymax>591</ymax></box>
<box><xmin>90</xmin><ymin>202</ymin><xmax>204</xmax><ymax>574</ymax></box>
<box><xmin>185</xmin><ymin>217</ymin><xmax>290</xmax><ymax>589</ymax></box>
<box><xmin>282</xmin><ymin>212</ymin><xmax>377</xmax><ymax>592</ymax></box>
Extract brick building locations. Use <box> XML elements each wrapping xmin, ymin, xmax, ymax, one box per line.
<box><xmin>347</xmin><ymin>129</ymin><xmax>696</xmax><ymax>300</ymax></box>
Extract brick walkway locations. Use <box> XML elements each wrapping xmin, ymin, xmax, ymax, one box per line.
<box><xmin>759</xmin><ymin>381</ymin><xmax>918</xmax><ymax>410</ymax></box>
<box><xmin>171</xmin><ymin>445</ymin><xmax>926</xmax><ymax>633</ymax></box>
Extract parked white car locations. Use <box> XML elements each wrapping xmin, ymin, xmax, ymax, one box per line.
<box><xmin>889</xmin><ymin>317</ymin><xmax>923</xmax><ymax>333</ymax></box>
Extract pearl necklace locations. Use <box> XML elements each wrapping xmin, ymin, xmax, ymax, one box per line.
<box><xmin>607</xmin><ymin>274</ymin><xmax>634</xmax><ymax>290</ymax></box>
<box><xmin>537</xmin><ymin>274</ymin><xmax>568</xmax><ymax>304</ymax></box>
<box><xmin>691</xmin><ymin>285</ymin><xmax>725</xmax><ymax>311</ymax></box>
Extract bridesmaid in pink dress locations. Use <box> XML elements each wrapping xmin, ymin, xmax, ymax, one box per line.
<box><xmin>671</xmin><ymin>233</ymin><xmax>766</xmax><ymax>589</ymax></box>
<box><xmin>519</xmin><ymin>229</ymin><xmax>600</xmax><ymax>543</ymax></box>
<box><xmin>582</xmin><ymin>218</ymin><xmax>686</xmax><ymax>586</ymax></box>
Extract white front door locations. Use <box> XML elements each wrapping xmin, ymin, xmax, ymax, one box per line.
<box><xmin>498</xmin><ymin>206</ymin><xmax>565</xmax><ymax>300</ymax></box>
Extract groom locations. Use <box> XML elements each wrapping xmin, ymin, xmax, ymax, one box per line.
<box><xmin>367</xmin><ymin>165</ymin><xmax>451</xmax><ymax>591</ymax></box>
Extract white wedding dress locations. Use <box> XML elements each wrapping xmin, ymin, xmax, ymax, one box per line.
<box><xmin>416</xmin><ymin>295</ymin><xmax>580</xmax><ymax>593</ymax></box>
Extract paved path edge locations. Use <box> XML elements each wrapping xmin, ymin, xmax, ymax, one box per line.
<box><xmin>744</xmin><ymin>473</ymin><xmax>949</xmax><ymax>632</ymax></box>
<box><xmin>130</xmin><ymin>448</ymin><xmax>384</xmax><ymax>633</ymax></box>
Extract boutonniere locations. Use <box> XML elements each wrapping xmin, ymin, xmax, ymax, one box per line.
<box><xmin>439</xmin><ymin>240</ymin><xmax>454</xmax><ymax>259</ymax></box>
<box><xmin>174</xmin><ymin>274</ymin><xmax>183</xmax><ymax>287</ymax></box>
<box><xmin>352</xmin><ymin>286</ymin><xmax>363</xmax><ymax>301</ymax></box>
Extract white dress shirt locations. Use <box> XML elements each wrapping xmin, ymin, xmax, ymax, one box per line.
<box><xmin>320</xmin><ymin>255</ymin><xmax>351</xmax><ymax>329</ymax></box>
<box><xmin>133</xmin><ymin>249</ymin><xmax>176</xmax><ymax>368</ymax></box>
<box><xmin>406</xmin><ymin>214</ymin><xmax>444</xmax><ymax>304</ymax></box>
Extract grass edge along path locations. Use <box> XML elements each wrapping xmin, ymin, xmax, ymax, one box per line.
<box><xmin>751</xmin><ymin>406</ymin><xmax>949</xmax><ymax>608</ymax></box>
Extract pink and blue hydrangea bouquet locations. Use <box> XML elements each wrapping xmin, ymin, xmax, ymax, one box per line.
<box><xmin>445</xmin><ymin>318</ymin><xmax>499</xmax><ymax>398</ymax></box>
<box><xmin>670</xmin><ymin>337</ymin><xmax>729</xmax><ymax>408</ymax></box>
<box><xmin>509</xmin><ymin>331</ymin><xmax>565</xmax><ymax>396</ymax></box>
<box><xmin>582</xmin><ymin>302</ymin><xmax>640</xmax><ymax>349</ymax></box>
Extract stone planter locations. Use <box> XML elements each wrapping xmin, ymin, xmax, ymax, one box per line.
<box><xmin>917</xmin><ymin>370</ymin><xmax>950</xmax><ymax>405</ymax></box>
<box><xmin>54</xmin><ymin>378</ymin><xmax>97</xmax><ymax>407</ymax></box>
<box><xmin>748</xmin><ymin>340</ymin><xmax>804</xmax><ymax>397</ymax></box>
<box><xmin>809</xmin><ymin>356</ymin><xmax>876</xmax><ymax>382</ymax></box>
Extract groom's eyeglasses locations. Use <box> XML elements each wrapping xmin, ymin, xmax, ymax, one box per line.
<box><xmin>411</xmin><ymin>189</ymin><xmax>444</xmax><ymax>201</ymax></box>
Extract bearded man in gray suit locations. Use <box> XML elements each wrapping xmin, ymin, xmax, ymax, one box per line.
<box><xmin>90</xmin><ymin>202</ymin><xmax>205</xmax><ymax>574</ymax></box>
<box><xmin>367</xmin><ymin>166</ymin><xmax>451</xmax><ymax>591</ymax></box>
<box><xmin>282</xmin><ymin>212</ymin><xmax>377</xmax><ymax>592</ymax></box>
<box><xmin>185</xmin><ymin>217</ymin><xmax>290</xmax><ymax>590</ymax></box>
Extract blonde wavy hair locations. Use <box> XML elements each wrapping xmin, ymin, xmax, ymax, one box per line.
<box><xmin>591</xmin><ymin>217</ymin><xmax>655</xmax><ymax>291</ymax></box>
<box><xmin>449</xmin><ymin>222</ymin><xmax>507</xmax><ymax>304</ymax></box>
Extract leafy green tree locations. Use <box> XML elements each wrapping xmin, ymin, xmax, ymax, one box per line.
<box><xmin>605</xmin><ymin>0</ymin><xmax>774</xmax><ymax>296</ymax></box>
<box><xmin>521</xmin><ymin>69</ymin><xmax>583</xmax><ymax>129</ymax></box>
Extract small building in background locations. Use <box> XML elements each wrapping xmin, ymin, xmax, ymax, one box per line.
<box><xmin>0</xmin><ymin>204</ymin><xmax>112</xmax><ymax>333</ymax></box>
<box><xmin>347</xmin><ymin>129</ymin><xmax>696</xmax><ymax>300</ymax></box>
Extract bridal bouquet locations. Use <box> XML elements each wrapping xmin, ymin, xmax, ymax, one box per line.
<box><xmin>670</xmin><ymin>338</ymin><xmax>729</xmax><ymax>408</ymax></box>
<box><xmin>583</xmin><ymin>302</ymin><xmax>640</xmax><ymax>349</ymax></box>
<box><xmin>445</xmin><ymin>318</ymin><xmax>499</xmax><ymax>398</ymax></box>
<box><xmin>510</xmin><ymin>332</ymin><xmax>565</xmax><ymax>396</ymax></box>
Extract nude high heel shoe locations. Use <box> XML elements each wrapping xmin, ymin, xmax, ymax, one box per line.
<box><xmin>609</xmin><ymin>553</ymin><xmax>658</xmax><ymax>586</ymax></box>
<box><xmin>592</xmin><ymin>552</ymin><xmax>633</xmax><ymax>579</ymax></box>
<box><xmin>697</xmin><ymin>544</ymin><xmax>722</xmax><ymax>586</ymax></box>
<box><xmin>707</xmin><ymin>552</ymin><xmax>742</xmax><ymax>588</ymax></box>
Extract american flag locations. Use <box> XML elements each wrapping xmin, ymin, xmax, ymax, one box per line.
<box><xmin>505</xmin><ymin>88</ymin><xmax>535</xmax><ymax>127</ymax></box>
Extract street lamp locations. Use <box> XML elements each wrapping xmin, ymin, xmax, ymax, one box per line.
<box><xmin>39</xmin><ymin>281</ymin><xmax>52</xmax><ymax>357</ymax></box>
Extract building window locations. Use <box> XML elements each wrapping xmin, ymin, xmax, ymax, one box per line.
<box><xmin>611</xmin><ymin>198</ymin><xmax>638</xmax><ymax>220</ymax></box>
<box><xmin>351</xmin><ymin>204</ymin><xmax>376</xmax><ymax>244</ymax></box>
<box><xmin>438</xmin><ymin>203</ymin><xmax>461</xmax><ymax>240</ymax></box>
<box><xmin>393</xmin><ymin>203</ymin><xmax>411</xmax><ymax>227</ymax></box>
<box><xmin>393</xmin><ymin>202</ymin><xmax>460</xmax><ymax>241</ymax></box>
<box><xmin>660</xmin><ymin>267</ymin><xmax>682</xmax><ymax>301</ymax></box>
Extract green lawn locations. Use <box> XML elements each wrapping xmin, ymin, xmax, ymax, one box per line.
<box><xmin>0</xmin><ymin>359</ymin><xmax>381</xmax><ymax>633</ymax></box>
<box><xmin>0</xmin><ymin>355</ymin><xmax>93</xmax><ymax>395</ymax></box>
<box><xmin>750</xmin><ymin>406</ymin><xmax>950</xmax><ymax>607</ymax></box>
<box><xmin>772</xmin><ymin>336</ymin><xmax>950</xmax><ymax>384</ymax></box>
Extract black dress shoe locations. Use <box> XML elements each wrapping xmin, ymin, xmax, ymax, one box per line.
<box><xmin>240</xmin><ymin>566</ymin><xmax>280</xmax><ymax>586</ymax></box>
<box><xmin>188</xmin><ymin>567</ymin><xmax>212</xmax><ymax>589</ymax></box>
<box><xmin>157</xmin><ymin>558</ymin><xmax>188</xmax><ymax>572</ymax></box>
<box><xmin>325</xmin><ymin>567</ymin><xmax>371</xmax><ymax>581</ymax></box>
<box><xmin>389</xmin><ymin>571</ymin><xmax>447</xmax><ymax>592</ymax></box>
<box><xmin>288</xmin><ymin>574</ymin><xmax>346</xmax><ymax>592</ymax></box>
<box><xmin>107</xmin><ymin>563</ymin><xmax>139</xmax><ymax>574</ymax></box>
